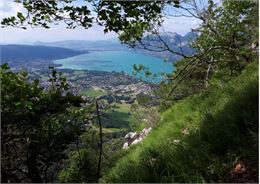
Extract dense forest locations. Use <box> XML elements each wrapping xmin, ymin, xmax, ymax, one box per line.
<box><xmin>1</xmin><ymin>0</ymin><xmax>259</xmax><ymax>183</ymax></box>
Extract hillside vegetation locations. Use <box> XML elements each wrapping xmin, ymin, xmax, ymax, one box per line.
<box><xmin>103</xmin><ymin>61</ymin><xmax>258</xmax><ymax>183</ymax></box>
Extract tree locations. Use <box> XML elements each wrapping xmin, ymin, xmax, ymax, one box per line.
<box><xmin>57</xmin><ymin>129</ymin><xmax>100</xmax><ymax>183</ymax></box>
<box><xmin>192</xmin><ymin>0</ymin><xmax>258</xmax><ymax>76</ymax></box>
<box><xmin>152</xmin><ymin>0</ymin><xmax>258</xmax><ymax>105</ymax></box>
<box><xmin>1</xmin><ymin>64</ymin><xmax>94</xmax><ymax>182</ymax></box>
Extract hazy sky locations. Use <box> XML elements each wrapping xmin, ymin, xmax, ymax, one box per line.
<box><xmin>0</xmin><ymin>0</ymin><xmax>201</xmax><ymax>43</ymax></box>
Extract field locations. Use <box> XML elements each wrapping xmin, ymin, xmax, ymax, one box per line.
<box><xmin>80</xmin><ymin>88</ymin><xmax>107</xmax><ymax>97</ymax></box>
<box><xmin>101</xmin><ymin>103</ymin><xmax>136</xmax><ymax>130</ymax></box>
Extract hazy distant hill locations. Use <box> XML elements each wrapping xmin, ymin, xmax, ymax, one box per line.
<box><xmin>0</xmin><ymin>44</ymin><xmax>88</xmax><ymax>62</ymax></box>
<box><xmin>34</xmin><ymin>38</ymin><xmax>128</xmax><ymax>51</ymax></box>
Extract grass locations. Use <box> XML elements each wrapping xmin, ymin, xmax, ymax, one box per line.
<box><xmin>102</xmin><ymin>62</ymin><xmax>258</xmax><ymax>183</ymax></box>
<box><xmin>80</xmin><ymin>88</ymin><xmax>106</xmax><ymax>97</ymax></box>
<box><xmin>101</xmin><ymin>103</ymin><xmax>135</xmax><ymax>129</ymax></box>
<box><xmin>113</xmin><ymin>103</ymin><xmax>132</xmax><ymax>112</ymax></box>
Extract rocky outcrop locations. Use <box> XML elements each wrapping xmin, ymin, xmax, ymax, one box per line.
<box><xmin>123</xmin><ymin>127</ymin><xmax>152</xmax><ymax>149</ymax></box>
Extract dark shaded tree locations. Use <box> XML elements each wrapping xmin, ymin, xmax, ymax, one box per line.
<box><xmin>1</xmin><ymin>64</ymin><xmax>94</xmax><ymax>182</ymax></box>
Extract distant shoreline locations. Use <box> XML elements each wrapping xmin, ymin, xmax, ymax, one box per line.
<box><xmin>53</xmin><ymin>50</ymin><xmax>173</xmax><ymax>83</ymax></box>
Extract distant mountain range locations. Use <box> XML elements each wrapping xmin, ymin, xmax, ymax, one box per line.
<box><xmin>136</xmin><ymin>32</ymin><xmax>197</xmax><ymax>61</ymax></box>
<box><xmin>0</xmin><ymin>44</ymin><xmax>88</xmax><ymax>62</ymax></box>
<box><xmin>0</xmin><ymin>32</ymin><xmax>197</xmax><ymax>65</ymax></box>
<box><xmin>34</xmin><ymin>32</ymin><xmax>197</xmax><ymax>61</ymax></box>
<box><xmin>34</xmin><ymin>38</ymin><xmax>128</xmax><ymax>51</ymax></box>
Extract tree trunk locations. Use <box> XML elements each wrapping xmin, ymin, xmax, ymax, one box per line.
<box><xmin>26</xmin><ymin>144</ymin><xmax>43</xmax><ymax>183</ymax></box>
<box><xmin>96</xmin><ymin>100</ymin><xmax>103</xmax><ymax>183</ymax></box>
<box><xmin>1</xmin><ymin>168</ymin><xmax>8</xmax><ymax>183</ymax></box>
<box><xmin>205</xmin><ymin>62</ymin><xmax>212</xmax><ymax>88</ymax></box>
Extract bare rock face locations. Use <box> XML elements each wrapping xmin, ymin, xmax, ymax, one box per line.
<box><xmin>122</xmin><ymin>127</ymin><xmax>152</xmax><ymax>149</ymax></box>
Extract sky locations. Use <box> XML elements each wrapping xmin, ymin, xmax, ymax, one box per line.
<box><xmin>0</xmin><ymin>0</ymin><xmax>202</xmax><ymax>44</ymax></box>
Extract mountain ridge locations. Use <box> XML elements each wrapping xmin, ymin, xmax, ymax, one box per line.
<box><xmin>0</xmin><ymin>44</ymin><xmax>88</xmax><ymax>62</ymax></box>
<box><xmin>33</xmin><ymin>32</ymin><xmax>197</xmax><ymax>61</ymax></box>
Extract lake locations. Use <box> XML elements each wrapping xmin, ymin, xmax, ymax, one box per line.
<box><xmin>54</xmin><ymin>51</ymin><xmax>174</xmax><ymax>82</ymax></box>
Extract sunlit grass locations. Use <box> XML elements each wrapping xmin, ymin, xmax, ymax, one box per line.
<box><xmin>80</xmin><ymin>88</ymin><xmax>106</xmax><ymax>97</ymax></box>
<box><xmin>103</xmin><ymin>62</ymin><xmax>258</xmax><ymax>183</ymax></box>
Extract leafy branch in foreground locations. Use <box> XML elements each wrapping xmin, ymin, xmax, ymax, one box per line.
<box><xmin>1</xmin><ymin>0</ymin><xmax>179</xmax><ymax>41</ymax></box>
<box><xmin>153</xmin><ymin>0</ymin><xmax>258</xmax><ymax>105</ymax></box>
<box><xmin>1</xmin><ymin>64</ymin><xmax>97</xmax><ymax>182</ymax></box>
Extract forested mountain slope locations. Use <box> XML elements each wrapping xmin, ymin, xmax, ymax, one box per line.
<box><xmin>103</xmin><ymin>61</ymin><xmax>258</xmax><ymax>183</ymax></box>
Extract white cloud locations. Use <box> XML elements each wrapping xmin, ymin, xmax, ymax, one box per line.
<box><xmin>1</xmin><ymin>24</ymin><xmax>117</xmax><ymax>43</ymax></box>
<box><xmin>0</xmin><ymin>0</ymin><xmax>118</xmax><ymax>43</ymax></box>
<box><xmin>0</xmin><ymin>0</ymin><xmax>24</xmax><ymax>18</ymax></box>
<box><xmin>0</xmin><ymin>2</ymin><xmax>12</xmax><ymax>12</ymax></box>
<box><xmin>162</xmin><ymin>16</ymin><xmax>201</xmax><ymax>35</ymax></box>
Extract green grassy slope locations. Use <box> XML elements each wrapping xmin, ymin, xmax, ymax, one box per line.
<box><xmin>103</xmin><ymin>62</ymin><xmax>258</xmax><ymax>183</ymax></box>
<box><xmin>80</xmin><ymin>88</ymin><xmax>107</xmax><ymax>98</ymax></box>
<box><xmin>101</xmin><ymin>103</ymin><xmax>135</xmax><ymax>129</ymax></box>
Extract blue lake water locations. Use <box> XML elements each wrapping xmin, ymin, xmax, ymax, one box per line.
<box><xmin>54</xmin><ymin>51</ymin><xmax>174</xmax><ymax>82</ymax></box>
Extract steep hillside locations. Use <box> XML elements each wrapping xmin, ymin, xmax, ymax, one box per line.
<box><xmin>103</xmin><ymin>62</ymin><xmax>258</xmax><ymax>183</ymax></box>
<box><xmin>0</xmin><ymin>44</ymin><xmax>87</xmax><ymax>62</ymax></box>
<box><xmin>136</xmin><ymin>32</ymin><xmax>197</xmax><ymax>61</ymax></box>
